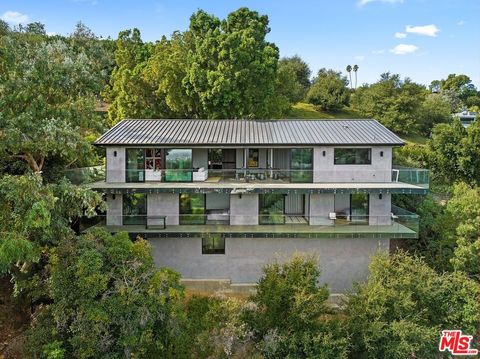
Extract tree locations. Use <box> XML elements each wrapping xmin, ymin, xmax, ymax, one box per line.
<box><xmin>346</xmin><ymin>65</ymin><xmax>352</xmax><ymax>89</ymax></box>
<box><xmin>278</xmin><ymin>55</ymin><xmax>311</xmax><ymax>97</ymax></box>
<box><xmin>306</xmin><ymin>68</ymin><xmax>350</xmax><ymax>111</ymax></box>
<box><xmin>0</xmin><ymin>19</ymin><xmax>10</xmax><ymax>36</ymax></box>
<box><xmin>416</xmin><ymin>93</ymin><xmax>451</xmax><ymax>135</ymax></box>
<box><xmin>25</xmin><ymin>229</ymin><xmax>186</xmax><ymax>358</ymax></box>
<box><xmin>353</xmin><ymin>64</ymin><xmax>359</xmax><ymax>89</ymax></box>
<box><xmin>0</xmin><ymin>36</ymin><xmax>103</xmax><ymax>174</ymax></box>
<box><xmin>347</xmin><ymin>251</ymin><xmax>480</xmax><ymax>359</ymax></box>
<box><xmin>274</xmin><ymin>61</ymin><xmax>305</xmax><ymax>111</ymax></box>
<box><xmin>430</xmin><ymin>74</ymin><xmax>480</xmax><ymax>111</ymax></box>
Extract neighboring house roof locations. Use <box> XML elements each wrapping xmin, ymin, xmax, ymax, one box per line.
<box><xmin>94</xmin><ymin>119</ymin><xmax>405</xmax><ymax>146</ymax></box>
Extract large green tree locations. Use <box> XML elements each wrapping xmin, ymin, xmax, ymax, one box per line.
<box><xmin>278</xmin><ymin>55</ymin><xmax>311</xmax><ymax>98</ymax></box>
<box><xmin>306</xmin><ymin>68</ymin><xmax>350</xmax><ymax>111</ymax></box>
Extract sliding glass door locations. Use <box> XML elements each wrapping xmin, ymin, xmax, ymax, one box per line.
<box><xmin>123</xmin><ymin>193</ymin><xmax>147</xmax><ymax>225</ymax></box>
<box><xmin>126</xmin><ymin>148</ymin><xmax>145</xmax><ymax>182</ymax></box>
<box><xmin>165</xmin><ymin>149</ymin><xmax>192</xmax><ymax>182</ymax></box>
<box><xmin>290</xmin><ymin>148</ymin><xmax>313</xmax><ymax>183</ymax></box>
<box><xmin>179</xmin><ymin>194</ymin><xmax>205</xmax><ymax>225</ymax></box>
<box><xmin>259</xmin><ymin>194</ymin><xmax>285</xmax><ymax>224</ymax></box>
<box><xmin>350</xmin><ymin>193</ymin><xmax>369</xmax><ymax>223</ymax></box>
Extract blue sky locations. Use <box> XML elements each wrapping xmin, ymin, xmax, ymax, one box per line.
<box><xmin>1</xmin><ymin>0</ymin><xmax>479</xmax><ymax>87</ymax></box>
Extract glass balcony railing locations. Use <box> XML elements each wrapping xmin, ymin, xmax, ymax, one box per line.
<box><xmin>392</xmin><ymin>167</ymin><xmax>429</xmax><ymax>188</ymax></box>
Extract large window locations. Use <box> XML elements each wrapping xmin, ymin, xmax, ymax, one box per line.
<box><xmin>179</xmin><ymin>193</ymin><xmax>205</xmax><ymax>225</ymax></box>
<box><xmin>165</xmin><ymin>149</ymin><xmax>192</xmax><ymax>182</ymax></box>
<box><xmin>290</xmin><ymin>148</ymin><xmax>313</xmax><ymax>183</ymax></box>
<box><xmin>123</xmin><ymin>193</ymin><xmax>147</xmax><ymax>225</ymax></box>
<box><xmin>334</xmin><ymin>148</ymin><xmax>371</xmax><ymax>165</ymax></box>
<box><xmin>259</xmin><ymin>194</ymin><xmax>285</xmax><ymax>225</ymax></box>
<box><xmin>248</xmin><ymin>149</ymin><xmax>259</xmax><ymax>168</ymax></box>
<box><xmin>126</xmin><ymin>148</ymin><xmax>145</xmax><ymax>182</ymax></box>
<box><xmin>350</xmin><ymin>193</ymin><xmax>369</xmax><ymax>224</ymax></box>
<box><xmin>202</xmin><ymin>236</ymin><xmax>225</xmax><ymax>254</ymax></box>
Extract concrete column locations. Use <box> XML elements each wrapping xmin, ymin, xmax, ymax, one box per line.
<box><xmin>369</xmin><ymin>193</ymin><xmax>391</xmax><ymax>225</ymax></box>
<box><xmin>230</xmin><ymin>193</ymin><xmax>258</xmax><ymax>225</ymax></box>
<box><xmin>106</xmin><ymin>194</ymin><xmax>123</xmax><ymax>226</ymax></box>
<box><xmin>106</xmin><ymin>147</ymin><xmax>125</xmax><ymax>183</ymax></box>
<box><xmin>147</xmin><ymin>193</ymin><xmax>179</xmax><ymax>225</ymax></box>
<box><xmin>309</xmin><ymin>193</ymin><xmax>335</xmax><ymax>225</ymax></box>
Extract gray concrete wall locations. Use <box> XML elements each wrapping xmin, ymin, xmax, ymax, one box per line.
<box><xmin>313</xmin><ymin>146</ymin><xmax>392</xmax><ymax>183</ymax></box>
<box><xmin>230</xmin><ymin>193</ymin><xmax>258</xmax><ymax>225</ymax></box>
<box><xmin>369</xmin><ymin>193</ymin><xmax>392</xmax><ymax>225</ymax></box>
<box><xmin>106</xmin><ymin>147</ymin><xmax>125</xmax><ymax>183</ymax></box>
<box><xmin>206</xmin><ymin>193</ymin><xmax>230</xmax><ymax>210</ymax></box>
<box><xmin>106</xmin><ymin>194</ymin><xmax>123</xmax><ymax>225</ymax></box>
<box><xmin>309</xmin><ymin>193</ymin><xmax>335</xmax><ymax>225</ymax></box>
<box><xmin>147</xmin><ymin>193</ymin><xmax>179</xmax><ymax>225</ymax></box>
<box><xmin>193</xmin><ymin>148</ymin><xmax>208</xmax><ymax>169</ymax></box>
<box><xmin>334</xmin><ymin>194</ymin><xmax>350</xmax><ymax>214</ymax></box>
<box><xmin>149</xmin><ymin>236</ymin><xmax>390</xmax><ymax>293</ymax></box>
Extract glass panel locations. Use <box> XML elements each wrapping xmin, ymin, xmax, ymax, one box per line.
<box><xmin>123</xmin><ymin>193</ymin><xmax>147</xmax><ymax>225</ymax></box>
<box><xmin>290</xmin><ymin>148</ymin><xmax>313</xmax><ymax>183</ymax></box>
<box><xmin>259</xmin><ymin>194</ymin><xmax>285</xmax><ymax>225</ymax></box>
<box><xmin>202</xmin><ymin>236</ymin><xmax>225</xmax><ymax>254</ymax></box>
<box><xmin>165</xmin><ymin>149</ymin><xmax>192</xmax><ymax>182</ymax></box>
<box><xmin>180</xmin><ymin>193</ymin><xmax>205</xmax><ymax>225</ymax></box>
<box><xmin>248</xmin><ymin>149</ymin><xmax>259</xmax><ymax>168</ymax></box>
<box><xmin>350</xmin><ymin>193</ymin><xmax>369</xmax><ymax>224</ymax></box>
<box><xmin>126</xmin><ymin>149</ymin><xmax>145</xmax><ymax>182</ymax></box>
<box><xmin>334</xmin><ymin>148</ymin><xmax>371</xmax><ymax>165</ymax></box>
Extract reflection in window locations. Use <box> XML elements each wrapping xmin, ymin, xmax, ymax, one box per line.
<box><xmin>180</xmin><ymin>193</ymin><xmax>205</xmax><ymax>225</ymax></box>
<box><xmin>126</xmin><ymin>148</ymin><xmax>145</xmax><ymax>182</ymax></box>
<box><xmin>290</xmin><ymin>148</ymin><xmax>313</xmax><ymax>183</ymax></box>
<box><xmin>123</xmin><ymin>193</ymin><xmax>147</xmax><ymax>225</ymax></box>
<box><xmin>165</xmin><ymin>149</ymin><xmax>192</xmax><ymax>182</ymax></box>
<box><xmin>248</xmin><ymin>149</ymin><xmax>259</xmax><ymax>168</ymax></box>
<box><xmin>334</xmin><ymin>148</ymin><xmax>371</xmax><ymax>165</ymax></box>
<box><xmin>202</xmin><ymin>236</ymin><xmax>225</xmax><ymax>254</ymax></box>
<box><xmin>350</xmin><ymin>193</ymin><xmax>369</xmax><ymax>224</ymax></box>
<box><xmin>259</xmin><ymin>194</ymin><xmax>285</xmax><ymax>224</ymax></box>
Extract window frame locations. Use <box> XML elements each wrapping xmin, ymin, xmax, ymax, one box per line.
<box><xmin>202</xmin><ymin>236</ymin><xmax>225</xmax><ymax>254</ymax></box>
<box><xmin>247</xmin><ymin>148</ymin><xmax>259</xmax><ymax>168</ymax></box>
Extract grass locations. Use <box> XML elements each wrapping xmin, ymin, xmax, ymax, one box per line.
<box><xmin>285</xmin><ymin>102</ymin><xmax>364</xmax><ymax>120</ymax></box>
<box><xmin>402</xmin><ymin>133</ymin><xmax>429</xmax><ymax>145</ymax></box>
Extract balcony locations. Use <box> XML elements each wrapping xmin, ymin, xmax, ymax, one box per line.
<box><xmin>81</xmin><ymin>207</ymin><xmax>419</xmax><ymax>239</ymax></box>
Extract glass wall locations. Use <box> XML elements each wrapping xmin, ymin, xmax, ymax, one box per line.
<box><xmin>259</xmin><ymin>194</ymin><xmax>285</xmax><ymax>224</ymax></box>
<box><xmin>290</xmin><ymin>148</ymin><xmax>313</xmax><ymax>183</ymax></box>
<box><xmin>350</xmin><ymin>193</ymin><xmax>369</xmax><ymax>223</ymax></box>
<box><xmin>202</xmin><ymin>236</ymin><xmax>225</xmax><ymax>254</ymax></box>
<box><xmin>334</xmin><ymin>148</ymin><xmax>371</xmax><ymax>165</ymax></box>
<box><xmin>179</xmin><ymin>193</ymin><xmax>205</xmax><ymax>225</ymax></box>
<box><xmin>165</xmin><ymin>149</ymin><xmax>192</xmax><ymax>182</ymax></box>
<box><xmin>123</xmin><ymin>193</ymin><xmax>147</xmax><ymax>225</ymax></box>
<box><xmin>126</xmin><ymin>148</ymin><xmax>145</xmax><ymax>182</ymax></box>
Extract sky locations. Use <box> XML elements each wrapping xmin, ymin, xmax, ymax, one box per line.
<box><xmin>1</xmin><ymin>0</ymin><xmax>479</xmax><ymax>87</ymax></box>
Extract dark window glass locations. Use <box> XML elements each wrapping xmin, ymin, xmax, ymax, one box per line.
<box><xmin>180</xmin><ymin>193</ymin><xmax>205</xmax><ymax>225</ymax></box>
<box><xmin>334</xmin><ymin>148</ymin><xmax>371</xmax><ymax>165</ymax></box>
<box><xmin>123</xmin><ymin>193</ymin><xmax>147</xmax><ymax>225</ymax></box>
<box><xmin>202</xmin><ymin>236</ymin><xmax>225</xmax><ymax>254</ymax></box>
<box><xmin>290</xmin><ymin>148</ymin><xmax>313</xmax><ymax>183</ymax></box>
<box><xmin>126</xmin><ymin>149</ymin><xmax>145</xmax><ymax>182</ymax></box>
<box><xmin>165</xmin><ymin>149</ymin><xmax>192</xmax><ymax>182</ymax></box>
<box><xmin>259</xmin><ymin>194</ymin><xmax>285</xmax><ymax>224</ymax></box>
<box><xmin>350</xmin><ymin>193</ymin><xmax>369</xmax><ymax>224</ymax></box>
<box><xmin>248</xmin><ymin>149</ymin><xmax>259</xmax><ymax>168</ymax></box>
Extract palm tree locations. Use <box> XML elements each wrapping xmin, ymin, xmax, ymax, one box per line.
<box><xmin>346</xmin><ymin>65</ymin><xmax>352</xmax><ymax>89</ymax></box>
<box><xmin>353</xmin><ymin>64</ymin><xmax>359</xmax><ymax>89</ymax></box>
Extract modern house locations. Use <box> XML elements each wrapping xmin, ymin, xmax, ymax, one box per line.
<box><xmin>88</xmin><ymin>119</ymin><xmax>428</xmax><ymax>294</ymax></box>
<box><xmin>453</xmin><ymin>110</ymin><xmax>477</xmax><ymax>128</ymax></box>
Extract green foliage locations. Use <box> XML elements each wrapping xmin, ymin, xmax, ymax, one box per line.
<box><xmin>306</xmin><ymin>69</ymin><xmax>350</xmax><ymax>111</ymax></box>
<box><xmin>25</xmin><ymin>229</ymin><xmax>185</xmax><ymax>358</ymax></box>
<box><xmin>416</xmin><ymin>94</ymin><xmax>452</xmax><ymax>136</ymax></box>
<box><xmin>346</xmin><ymin>251</ymin><xmax>480</xmax><ymax>359</ymax></box>
<box><xmin>430</xmin><ymin>73</ymin><xmax>480</xmax><ymax>111</ymax></box>
<box><xmin>278</xmin><ymin>55</ymin><xmax>311</xmax><ymax>99</ymax></box>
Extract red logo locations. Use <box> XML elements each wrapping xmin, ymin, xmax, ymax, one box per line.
<box><xmin>439</xmin><ymin>330</ymin><xmax>478</xmax><ymax>356</ymax></box>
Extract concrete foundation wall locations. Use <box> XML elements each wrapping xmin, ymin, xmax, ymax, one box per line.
<box><xmin>369</xmin><ymin>193</ymin><xmax>392</xmax><ymax>225</ymax></box>
<box><xmin>147</xmin><ymin>193</ymin><xmax>179</xmax><ymax>225</ymax></box>
<box><xmin>313</xmin><ymin>146</ymin><xmax>392</xmax><ymax>183</ymax></box>
<box><xmin>309</xmin><ymin>193</ymin><xmax>335</xmax><ymax>225</ymax></box>
<box><xmin>106</xmin><ymin>194</ymin><xmax>123</xmax><ymax>225</ymax></box>
<box><xmin>230</xmin><ymin>193</ymin><xmax>258</xmax><ymax>225</ymax></box>
<box><xmin>106</xmin><ymin>147</ymin><xmax>125</xmax><ymax>183</ymax></box>
<box><xmin>149</xmin><ymin>236</ymin><xmax>390</xmax><ymax>293</ymax></box>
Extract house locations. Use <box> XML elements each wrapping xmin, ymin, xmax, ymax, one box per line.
<box><xmin>89</xmin><ymin>119</ymin><xmax>428</xmax><ymax>294</ymax></box>
<box><xmin>453</xmin><ymin>110</ymin><xmax>477</xmax><ymax>128</ymax></box>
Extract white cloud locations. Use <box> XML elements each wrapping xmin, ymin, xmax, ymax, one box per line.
<box><xmin>457</xmin><ymin>20</ymin><xmax>465</xmax><ymax>26</ymax></box>
<box><xmin>405</xmin><ymin>24</ymin><xmax>439</xmax><ymax>37</ymax></box>
<box><xmin>372</xmin><ymin>49</ymin><xmax>385</xmax><ymax>54</ymax></box>
<box><xmin>1</xmin><ymin>11</ymin><xmax>29</xmax><ymax>25</ymax></box>
<box><xmin>354</xmin><ymin>55</ymin><xmax>365</xmax><ymax>61</ymax></box>
<box><xmin>394</xmin><ymin>32</ymin><xmax>407</xmax><ymax>38</ymax></box>
<box><xmin>358</xmin><ymin>0</ymin><xmax>403</xmax><ymax>6</ymax></box>
<box><xmin>389</xmin><ymin>44</ymin><xmax>418</xmax><ymax>55</ymax></box>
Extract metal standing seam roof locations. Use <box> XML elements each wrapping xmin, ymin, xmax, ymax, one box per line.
<box><xmin>94</xmin><ymin>119</ymin><xmax>405</xmax><ymax>146</ymax></box>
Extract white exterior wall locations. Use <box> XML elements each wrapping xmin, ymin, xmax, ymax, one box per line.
<box><xmin>230</xmin><ymin>193</ymin><xmax>259</xmax><ymax>225</ymax></box>
<box><xmin>313</xmin><ymin>146</ymin><xmax>392</xmax><ymax>183</ymax></box>
<box><xmin>147</xmin><ymin>193</ymin><xmax>179</xmax><ymax>225</ymax></box>
<box><xmin>106</xmin><ymin>194</ymin><xmax>123</xmax><ymax>225</ymax></box>
<box><xmin>149</xmin><ymin>236</ymin><xmax>390</xmax><ymax>293</ymax></box>
<box><xmin>106</xmin><ymin>147</ymin><xmax>125</xmax><ymax>183</ymax></box>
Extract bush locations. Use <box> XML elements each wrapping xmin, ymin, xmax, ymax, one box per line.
<box><xmin>306</xmin><ymin>69</ymin><xmax>349</xmax><ymax>111</ymax></box>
